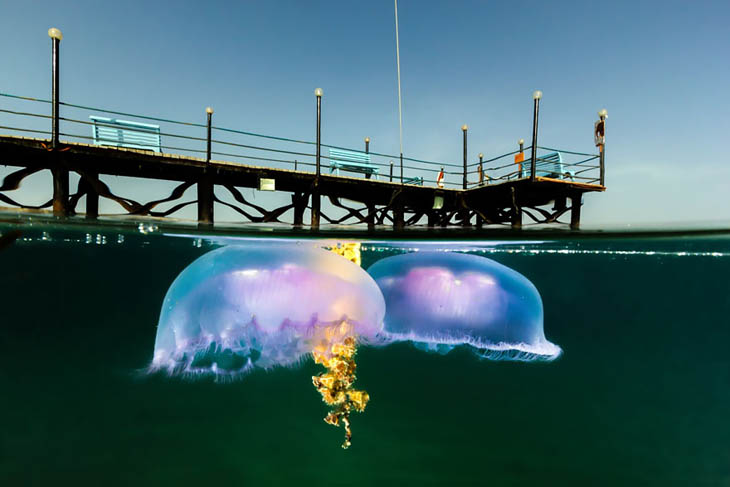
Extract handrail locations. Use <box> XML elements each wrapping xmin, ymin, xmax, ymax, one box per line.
<box><xmin>0</xmin><ymin>90</ymin><xmax>602</xmax><ymax>190</ymax></box>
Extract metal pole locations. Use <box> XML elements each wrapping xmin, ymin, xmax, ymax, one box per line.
<box><xmin>364</xmin><ymin>137</ymin><xmax>371</xmax><ymax>180</ymax></box>
<box><xmin>50</xmin><ymin>28</ymin><xmax>61</xmax><ymax>148</ymax></box>
<box><xmin>48</xmin><ymin>27</ymin><xmax>68</xmax><ymax>216</ymax></box>
<box><xmin>311</xmin><ymin>88</ymin><xmax>323</xmax><ymax>229</ymax></box>
<box><xmin>400</xmin><ymin>153</ymin><xmax>403</xmax><ymax>183</ymax></box>
<box><xmin>198</xmin><ymin>106</ymin><xmax>214</xmax><ymax>224</ymax></box>
<box><xmin>530</xmin><ymin>91</ymin><xmax>542</xmax><ymax>181</ymax></box>
<box><xmin>478</xmin><ymin>153</ymin><xmax>483</xmax><ymax>186</ymax></box>
<box><xmin>597</xmin><ymin>109</ymin><xmax>607</xmax><ymax>186</ymax></box>
<box><xmin>206</xmin><ymin>107</ymin><xmax>213</xmax><ymax>162</ymax></box>
<box><xmin>390</xmin><ymin>161</ymin><xmax>394</xmax><ymax>182</ymax></box>
<box><xmin>462</xmin><ymin>125</ymin><xmax>468</xmax><ymax>189</ymax></box>
<box><xmin>600</xmin><ymin>145</ymin><xmax>605</xmax><ymax>186</ymax></box>
<box><xmin>315</xmin><ymin>90</ymin><xmax>322</xmax><ymax>177</ymax></box>
<box><xmin>394</xmin><ymin>0</ymin><xmax>404</xmax><ymax>164</ymax></box>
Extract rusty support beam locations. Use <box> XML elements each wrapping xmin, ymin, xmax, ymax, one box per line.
<box><xmin>570</xmin><ymin>193</ymin><xmax>582</xmax><ymax>230</ymax></box>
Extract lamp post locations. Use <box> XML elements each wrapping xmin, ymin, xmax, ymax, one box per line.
<box><xmin>364</xmin><ymin>136</ymin><xmax>370</xmax><ymax>154</ymax></box>
<box><xmin>311</xmin><ymin>88</ymin><xmax>323</xmax><ymax>229</ymax></box>
<box><xmin>48</xmin><ymin>27</ymin><xmax>69</xmax><ymax>216</ymax></box>
<box><xmin>597</xmin><ymin>108</ymin><xmax>607</xmax><ymax>186</ymax></box>
<box><xmin>462</xmin><ymin>124</ymin><xmax>468</xmax><ymax>190</ymax></box>
<box><xmin>530</xmin><ymin>90</ymin><xmax>542</xmax><ymax>181</ymax></box>
<box><xmin>198</xmin><ymin>106</ymin><xmax>215</xmax><ymax>224</ymax></box>
<box><xmin>461</xmin><ymin>124</ymin><xmax>470</xmax><ymax>226</ymax></box>
<box><xmin>205</xmin><ymin>107</ymin><xmax>213</xmax><ymax>162</ymax></box>
<box><xmin>49</xmin><ymin>28</ymin><xmax>62</xmax><ymax>148</ymax></box>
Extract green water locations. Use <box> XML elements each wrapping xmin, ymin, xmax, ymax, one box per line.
<box><xmin>1</xmin><ymin>222</ymin><xmax>729</xmax><ymax>486</ymax></box>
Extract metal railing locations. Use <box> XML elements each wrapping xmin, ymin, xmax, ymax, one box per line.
<box><xmin>0</xmin><ymin>91</ymin><xmax>603</xmax><ymax>189</ymax></box>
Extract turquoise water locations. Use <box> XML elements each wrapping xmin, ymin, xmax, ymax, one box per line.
<box><xmin>1</xmin><ymin>220</ymin><xmax>729</xmax><ymax>486</ymax></box>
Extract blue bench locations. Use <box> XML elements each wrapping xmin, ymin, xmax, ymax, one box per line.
<box><xmin>329</xmin><ymin>148</ymin><xmax>379</xmax><ymax>179</ymax></box>
<box><xmin>403</xmin><ymin>176</ymin><xmax>424</xmax><ymax>185</ymax></box>
<box><xmin>90</xmin><ymin>116</ymin><xmax>162</xmax><ymax>152</ymax></box>
<box><xmin>520</xmin><ymin>152</ymin><xmax>574</xmax><ymax>180</ymax></box>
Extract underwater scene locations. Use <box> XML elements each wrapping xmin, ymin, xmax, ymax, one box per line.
<box><xmin>1</xmin><ymin>221</ymin><xmax>729</xmax><ymax>486</ymax></box>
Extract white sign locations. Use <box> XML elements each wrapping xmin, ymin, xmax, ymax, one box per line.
<box><xmin>259</xmin><ymin>178</ymin><xmax>276</xmax><ymax>191</ymax></box>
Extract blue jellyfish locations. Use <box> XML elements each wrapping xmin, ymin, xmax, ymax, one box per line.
<box><xmin>367</xmin><ymin>251</ymin><xmax>561</xmax><ymax>361</ymax></box>
<box><xmin>150</xmin><ymin>244</ymin><xmax>384</xmax><ymax>448</ymax></box>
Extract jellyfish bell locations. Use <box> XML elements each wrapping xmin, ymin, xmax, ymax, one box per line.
<box><xmin>151</xmin><ymin>244</ymin><xmax>384</xmax><ymax>448</ymax></box>
<box><xmin>367</xmin><ymin>251</ymin><xmax>561</xmax><ymax>361</ymax></box>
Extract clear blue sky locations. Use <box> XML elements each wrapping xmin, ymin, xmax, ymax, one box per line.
<box><xmin>1</xmin><ymin>0</ymin><xmax>729</xmax><ymax>226</ymax></box>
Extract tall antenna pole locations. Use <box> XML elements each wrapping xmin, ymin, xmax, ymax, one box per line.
<box><xmin>394</xmin><ymin>0</ymin><xmax>404</xmax><ymax>183</ymax></box>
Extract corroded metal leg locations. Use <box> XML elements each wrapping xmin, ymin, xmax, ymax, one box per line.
<box><xmin>292</xmin><ymin>192</ymin><xmax>307</xmax><ymax>226</ymax></box>
<box><xmin>85</xmin><ymin>171</ymin><xmax>99</xmax><ymax>218</ymax></box>
<box><xmin>570</xmin><ymin>193</ymin><xmax>582</xmax><ymax>230</ymax></box>
<box><xmin>52</xmin><ymin>166</ymin><xmax>69</xmax><ymax>216</ymax></box>
<box><xmin>197</xmin><ymin>175</ymin><xmax>214</xmax><ymax>224</ymax></box>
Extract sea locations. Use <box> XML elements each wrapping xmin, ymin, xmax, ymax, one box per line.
<box><xmin>1</xmin><ymin>215</ymin><xmax>729</xmax><ymax>486</ymax></box>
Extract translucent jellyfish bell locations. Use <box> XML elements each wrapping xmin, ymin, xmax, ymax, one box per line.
<box><xmin>367</xmin><ymin>252</ymin><xmax>561</xmax><ymax>361</ymax></box>
<box><xmin>151</xmin><ymin>244</ymin><xmax>384</xmax><ymax>375</ymax></box>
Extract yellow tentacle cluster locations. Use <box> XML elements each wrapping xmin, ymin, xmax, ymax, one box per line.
<box><xmin>311</xmin><ymin>321</ymin><xmax>369</xmax><ymax>449</ymax></box>
<box><xmin>329</xmin><ymin>242</ymin><xmax>362</xmax><ymax>267</ymax></box>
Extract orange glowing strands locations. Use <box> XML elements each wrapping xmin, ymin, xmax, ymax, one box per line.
<box><xmin>311</xmin><ymin>322</ymin><xmax>370</xmax><ymax>449</ymax></box>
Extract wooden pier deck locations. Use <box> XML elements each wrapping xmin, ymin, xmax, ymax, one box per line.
<box><xmin>0</xmin><ymin>135</ymin><xmax>604</xmax><ymax>230</ymax></box>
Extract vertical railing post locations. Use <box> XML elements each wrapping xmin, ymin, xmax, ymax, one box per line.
<box><xmin>49</xmin><ymin>28</ymin><xmax>61</xmax><ymax>148</ymax></box>
<box><xmin>530</xmin><ymin>90</ymin><xmax>542</xmax><ymax>182</ymax></box>
<box><xmin>399</xmin><ymin>153</ymin><xmax>403</xmax><ymax>184</ymax></box>
<box><xmin>48</xmin><ymin>27</ymin><xmax>69</xmax><ymax>217</ymax></box>
<box><xmin>197</xmin><ymin>106</ymin><xmax>214</xmax><ymax>224</ymax></box>
<box><xmin>476</xmin><ymin>152</ymin><xmax>484</xmax><ymax>227</ymax></box>
<box><xmin>462</xmin><ymin>124</ymin><xmax>468</xmax><ymax>189</ymax></box>
<box><xmin>389</xmin><ymin>161</ymin><xmax>394</xmax><ymax>182</ymax></box>
<box><xmin>460</xmin><ymin>124</ymin><xmax>470</xmax><ymax>226</ymax></box>
<box><xmin>596</xmin><ymin>109</ymin><xmax>607</xmax><ymax>186</ymax></box>
<box><xmin>516</xmin><ymin>138</ymin><xmax>525</xmax><ymax>179</ymax></box>
<box><xmin>364</xmin><ymin>136</ymin><xmax>374</xmax><ymax>228</ymax></box>
<box><xmin>206</xmin><ymin>107</ymin><xmax>213</xmax><ymax>162</ymax></box>
<box><xmin>478</xmin><ymin>153</ymin><xmax>484</xmax><ymax>186</ymax></box>
<box><xmin>311</xmin><ymin>88</ymin><xmax>323</xmax><ymax>229</ymax></box>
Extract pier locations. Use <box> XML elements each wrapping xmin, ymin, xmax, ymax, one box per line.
<box><xmin>0</xmin><ymin>28</ymin><xmax>606</xmax><ymax>231</ymax></box>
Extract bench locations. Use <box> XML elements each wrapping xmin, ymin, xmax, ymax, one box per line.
<box><xmin>328</xmin><ymin>148</ymin><xmax>379</xmax><ymax>179</ymax></box>
<box><xmin>90</xmin><ymin>116</ymin><xmax>162</xmax><ymax>152</ymax></box>
<box><xmin>520</xmin><ymin>152</ymin><xmax>574</xmax><ymax>180</ymax></box>
<box><xmin>403</xmin><ymin>176</ymin><xmax>424</xmax><ymax>185</ymax></box>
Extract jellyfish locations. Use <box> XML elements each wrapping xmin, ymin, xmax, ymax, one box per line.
<box><xmin>151</xmin><ymin>244</ymin><xmax>385</xmax><ymax>448</ymax></box>
<box><xmin>367</xmin><ymin>251</ymin><xmax>561</xmax><ymax>361</ymax></box>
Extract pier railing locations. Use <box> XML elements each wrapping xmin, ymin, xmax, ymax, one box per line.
<box><xmin>0</xmin><ymin>91</ymin><xmax>603</xmax><ymax>190</ymax></box>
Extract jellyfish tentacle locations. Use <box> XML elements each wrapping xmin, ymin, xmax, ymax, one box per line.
<box><xmin>311</xmin><ymin>322</ymin><xmax>369</xmax><ymax>449</ymax></box>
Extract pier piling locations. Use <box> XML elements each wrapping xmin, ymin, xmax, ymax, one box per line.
<box><xmin>530</xmin><ymin>90</ymin><xmax>541</xmax><ymax>182</ymax></box>
<box><xmin>570</xmin><ymin>193</ymin><xmax>582</xmax><ymax>230</ymax></box>
<box><xmin>49</xmin><ymin>27</ymin><xmax>69</xmax><ymax>216</ymax></box>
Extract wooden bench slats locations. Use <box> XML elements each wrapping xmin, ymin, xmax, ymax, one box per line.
<box><xmin>520</xmin><ymin>152</ymin><xmax>574</xmax><ymax>180</ymax></box>
<box><xmin>90</xmin><ymin>116</ymin><xmax>162</xmax><ymax>152</ymax></box>
<box><xmin>329</xmin><ymin>148</ymin><xmax>379</xmax><ymax>178</ymax></box>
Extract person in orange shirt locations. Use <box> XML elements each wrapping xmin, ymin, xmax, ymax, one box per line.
<box><xmin>437</xmin><ymin>167</ymin><xmax>445</xmax><ymax>188</ymax></box>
